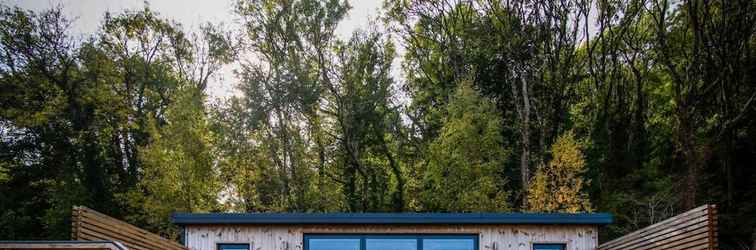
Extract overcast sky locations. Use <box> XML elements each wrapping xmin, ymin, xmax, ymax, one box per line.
<box><xmin>2</xmin><ymin>0</ymin><xmax>385</xmax><ymax>100</ymax></box>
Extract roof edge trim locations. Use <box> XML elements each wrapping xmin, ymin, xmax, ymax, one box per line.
<box><xmin>172</xmin><ymin>213</ymin><xmax>613</xmax><ymax>225</ymax></box>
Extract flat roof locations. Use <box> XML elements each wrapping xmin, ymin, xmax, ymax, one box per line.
<box><xmin>172</xmin><ymin>212</ymin><xmax>613</xmax><ymax>225</ymax></box>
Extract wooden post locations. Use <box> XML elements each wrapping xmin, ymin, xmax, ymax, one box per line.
<box><xmin>706</xmin><ymin>204</ymin><xmax>717</xmax><ymax>250</ymax></box>
<box><xmin>71</xmin><ymin>206</ymin><xmax>81</xmax><ymax>240</ymax></box>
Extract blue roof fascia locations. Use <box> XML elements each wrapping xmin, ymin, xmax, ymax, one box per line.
<box><xmin>172</xmin><ymin>213</ymin><xmax>613</xmax><ymax>225</ymax></box>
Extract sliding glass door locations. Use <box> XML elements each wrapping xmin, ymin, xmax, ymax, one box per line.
<box><xmin>305</xmin><ymin>235</ymin><xmax>477</xmax><ymax>250</ymax></box>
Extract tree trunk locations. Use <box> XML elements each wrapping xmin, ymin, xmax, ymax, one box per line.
<box><xmin>344</xmin><ymin>158</ymin><xmax>359</xmax><ymax>212</ymax></box>
<box><xmin>315</xmin><ymin>124</ymin><xmax>327</xmax><ymax>211</ymax></box>
<box><xmin>678</xmin><ymin>107</ymin><xmax>702</xmax><ymax>210</ymax></box>
<box><xmin>520</xmin><ymin>73</ymin><xmax>532</xmax><ymax>209</ymax></box>
<box><xmin>381</xmin><ymin>140</ymin><xmax>404</xmax><ymax>212</ymax></box>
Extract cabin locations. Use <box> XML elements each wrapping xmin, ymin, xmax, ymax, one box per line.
<box><xmin>172</xmin><ymin>212</ymin><xmax>613</xmax><ymax>250</ymax></box>
<box><xmin>0</xmin><ymin>205</ymin><xmax>719</xmax><ymax>250</ymax></box>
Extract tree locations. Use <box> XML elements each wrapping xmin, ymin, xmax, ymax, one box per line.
<box><xmin>420</xmin><ymin>80</ymin><xmax>510</xmax><ymax>212</ymax></box>
<box><xmin>385</xmin><ymin>0</ymin><xmax>591</xmax><ymax>209</ymax></box>
<box><xmin>125</xmin><ymin>86</ymin><xmax>220</xmax><ymax>239</ymax></box>
<box><xmin>229</xmin><ymin>0</ymin><xmax>352</xmax><ymax>211</ymax></box>
<box><xmin>527</xmin><ymin>130</ymin><xmax>591</xmax><ymax>213</ymax></box>
<box><xmin>2</xmin><ymin>0</ymin><xmax>756</xmax><ymax>246</ymax></box>
<box><xmin>0</xmin><ymin>3</ymin><xmax>232</xmax><ymax>239</ymax></box>
<box><xmin>0</xmin><ymin>5</ymin><xmax>117</xmax><ymax>238</ymax></box>
<box><xmin>324</xmin><ymin>29</ymin><xmax>405</xmax><ymax>212</ymax></box>
<box><xmin>230</xmin><ymin>0</ymin><xmax>407</xmax><ymax>212</ymax></box>
<box><xmin>97</xmin><ymin>6</ymin><xmax>197</xmax><ymax>187</ymax></box>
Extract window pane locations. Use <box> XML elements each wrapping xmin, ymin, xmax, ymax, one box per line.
<box><xmin>366</xmin><ymin>238</ymin><xmax>417</xmax><ymax>250</ymax></box>
<box><xmin>218</xmin><ymin>244</ymin><xmax>249</xmax><ymax>250</ymax></box>
<box><xmin>308</xmin><ymin>238</ymin><xmax>361</xmax><ymax>250</ymax></box>
<box><xmin>533</xmin><ymin>244</ymin><xmax>565</xmax><ymax>250</ymax></box>
<box><xmin>422</xmin><ymin>238</ymin><xmax>475</xmax><ymax>250</ymax></box>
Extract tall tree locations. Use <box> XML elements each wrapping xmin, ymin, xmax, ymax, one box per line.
<box><xmin>385</xmin><ymin>0</ymin><xmax>590</xmax><ymax>208</ymax></box>
<box><xmin>126</xmin><ymin>86</ymin><xmax>220</xmax><ymax>239</ymax></box>
<box><xmin>419</xmin><ymin>80</ymin><xmax>510</xmax><ymax>212</ymax></box>
<box><xmin>230</xmin><ymin>0</ymin><xmax>351</xmax><ymax>211</ymax></box>
<box><xmin>0</xmin><ymin>5</ymin><xmax>118</xmax><ymax>238</ymax></box>
<box><xmin>326</xmin><ymin>29</ymin><xmax>404</xmax><ymax>211</ymax></box>
<box><xmin>0</xmin><ymin>4</ymin><xmax>232</xmax><ymax>239</ymax></box>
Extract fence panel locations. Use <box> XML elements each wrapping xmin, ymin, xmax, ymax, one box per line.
<box><xmin>599</xmin><ymin>204</ymin><xmax>718</xmax><ymax>250</ymax></box>
<box><xmin>72</xmin><ymin>206</ymin><xmax>187</xmax><ymax>250</ymax></box>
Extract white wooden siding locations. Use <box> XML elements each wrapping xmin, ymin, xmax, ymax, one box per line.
<box><xmin>184</xmin><ymin>224</ymin><xmax>598</xmax><ymax>250</ymax></box>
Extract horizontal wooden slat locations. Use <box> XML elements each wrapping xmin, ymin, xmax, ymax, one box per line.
<box><xmin>78</xmin><ymin>225</ymin><xmax>152</xmax><ymax>250</ymax></box>
<box><xmin>599</xmin><ymin>204</ymin><xmax>718</xmax><ymax>250</ymax></box>
<box><xmin>606</xmin><ymin>217</ymin><xmax>709</xmax><ymax>250</ymax></box>
<box><xmin>71</xmin><ymin>206</ymin><xmax>187</xmax><ymax>250</ymax></box>
<box><xmin>0</xmin><ymin>242</ymin><xmax>124</xmax><ymax>250</ymax></box>
<box><xmin>601</xmin><ymin>205</ymin><xmax>708</xmax><ymax>248</ymax></box>
<box><xmin>633</xmin><ymin>224</ymin><xmax>709</xmax><ymax>250</ymax></box>
<box><xmin>78</xmin><ymin>211</ymin><xmax>179</xmax><ymax>250</ymax></box>
<box><xmin>79</xmin><ymin>207</ymin><xmax>184</xmax><ymax>250</ymax></box>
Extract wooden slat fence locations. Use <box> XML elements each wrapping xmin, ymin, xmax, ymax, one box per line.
<box><xmin>0</xmin><ymin>241</ymin><xmax>126</xmax><ymax>250</ymax></box>
<box><xmin>71</xmin><ymin>206</ymin><xmax>187</xmax><ymax>250</ymax></box>
<box><xmin>598</xmin><ymin>204</ymin><xmax>718</xmax><ymax>250</ymax></box>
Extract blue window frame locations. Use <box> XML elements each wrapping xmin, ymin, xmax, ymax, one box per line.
<box><xmin>218</xmin><ymin>243</ymin><xmax>250</xmax><ymax>250</ymax></box>
<box><xmin>304</xmin><ymin>234</ymin><xmax>477</xmax><ymax>250</ymax></box>
<box><xmin>533</xmin><ymin>243</ymin><xmax>565</xmax><ymax>250</ymax></box>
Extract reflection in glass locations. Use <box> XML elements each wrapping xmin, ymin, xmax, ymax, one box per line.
<box><xmin>308</xmin><ymin>238</ymin><xmax>361</xmax><ymax>250</ymax></box>
<box><xmin>533</xmin><ymin>244</ymin><xmax>565</xmax><ymax>250</ymax></box>
<box><xmin>422</xmin><ymin>238</ymin><xmax>475</xmax><ymax>250</ymax></box>
<box><xmin>366</xmin><ymin>238</ymin><xmax>417</xmax><ymax>250</ymax></box>
<box><xmin>218</xmin><ymin>244</ymin><xmax>250</xmax><ymax>250</ymax></box>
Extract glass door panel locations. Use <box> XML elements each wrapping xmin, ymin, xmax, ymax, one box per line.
<box><xmin>308</xmin><ymin>238</ymin><xmax>361</xmax><ymax>250</ymax></box>
<box><xmin>422</xmin><ymin>238</ymin><xmax>475</xmax><ymax>250</ymax></box>
<box><xmin>366</xmin><ymin>238</ymin><xmax>417</xmax><ymax>250</ymax></box>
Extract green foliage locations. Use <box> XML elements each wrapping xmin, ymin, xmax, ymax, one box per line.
<box><xmin>0</xmin><ymin>5</ymin><xmax>118</xmax><ymax>239</ymax></box>
<box><xmin>124</xmin><ymin>86</ymin><xmax>220</xmax><ymax>238</ymax></box>
<box><xmin>527</xmin><ymin>131</ymin><xmax>591</xmax><ymax>213</ymax></box>
<box><xmin>1</xmin><ymin>0</ymin><xmax>755</xmax><ymax>246</ymax></box>
<box><xmin>0</xmin><ymin>3</ymin><xmax>231</xmax><ymax>240</ymax></box>
<box><xmin>0</xmin><ymin>162</ymin><xmax>7</xmax><ymax>183</ymax></box>
<box><xmin>220</xmin><ymin>0</ymin><xmax>354</xmax><ymax>212</ymax></box>
<box><xmin>420</xmin><ymin>81</ymin><xmax>510</xmax><ymax>212</ymax></box>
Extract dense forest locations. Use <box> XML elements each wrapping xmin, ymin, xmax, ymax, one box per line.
<box><xmin>1</xmin><ymin>0</ymin><xmax>755</xmax><ymax>248</ymax></box>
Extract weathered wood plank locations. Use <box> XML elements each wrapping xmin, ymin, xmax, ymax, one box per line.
<box><xmin>598</xmin><ymin>204</ymin><xmax>717</xmax><ymax>250</ymax></box>
<box><xmin>77</xmin><ymin>226</ymin><xmax>151</xmax><ymax>250</ymax></box>
<box><xmin>71</xmin><ymin>206</ymin><xmax>187</xmax><ymax>250</ymax></box>
<box><xmin>604</xmin><ymin>218</ymin><xmax>709</xmax><ymax>250</ymax></box>
<box><xmin>78</xmin><ymin>212</ymin><xmax>171</xmax><ymax>250</ymax></box>
<box><xmin>0</xmin><ymin>242</ymin><xmax>124</xmax><ymax>250</ymax></box>
<box><xmin>600</xmin><ymin>205</ymin><xmax>708</xmax><ymax>249</ymax></box>
<box><xmin>630</xmin><ymin>224</ymin><xmax>708</xmax><ymax>250</ymax></box>
<box><xmin>78</xmin><ymin>207</ymin><xmax>185</xmax><ymax>250</ymax></box>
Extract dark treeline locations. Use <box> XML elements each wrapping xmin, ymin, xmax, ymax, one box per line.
<box><xmin>1</xmin><ymin>0</ymin><xmax>755</xmax><ymax>248</ymax></box>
